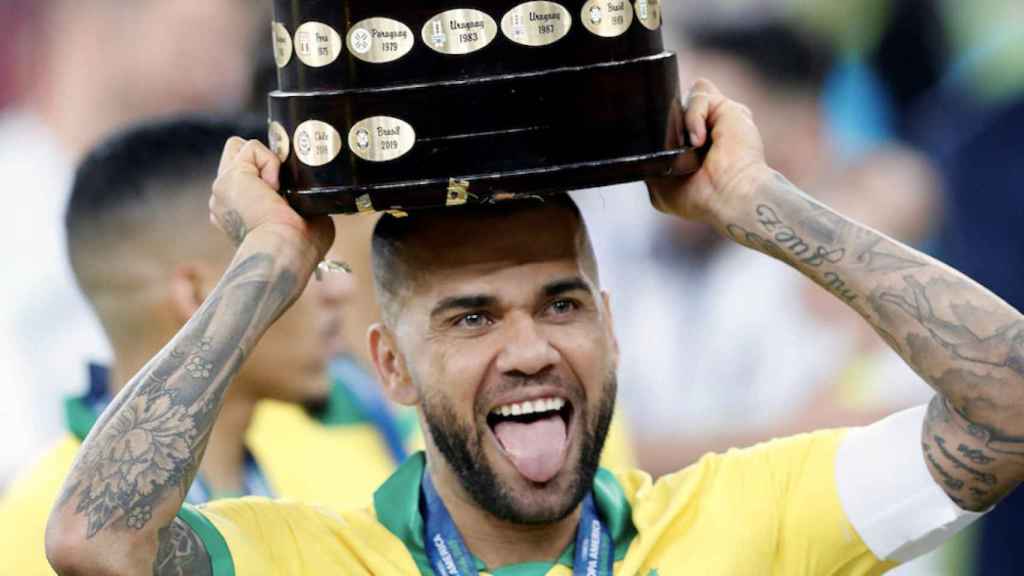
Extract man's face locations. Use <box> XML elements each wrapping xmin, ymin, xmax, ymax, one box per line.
<box><xmin>238</xmin><ymin>258</ymin><xmax>352</xmax><ymax>405</ymax></box>
<box><xmin>112</xmin><ymin>0</ymin><xmax>258</xmax><ymax>115</ymax></box>
<box><xmin>386</xmin><ymin>204</ymin><xmax>618</xmax><ymax>523</ymax></box>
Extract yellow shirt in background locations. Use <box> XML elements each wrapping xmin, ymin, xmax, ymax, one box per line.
<box><xmin>185</xmin><ymin>429</ymin><xmax>891</xmax><ymax>575</ymax></box>
<box><xmin>0</xmin><ymin>370</ymin><xmax>406</xmax><ymax>576</ymax></box>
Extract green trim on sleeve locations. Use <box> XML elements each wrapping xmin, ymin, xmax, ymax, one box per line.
<box><xmin>177</xmin><ymin>504</ymin><xmax>236</xmax><ymax>576</ymax></box>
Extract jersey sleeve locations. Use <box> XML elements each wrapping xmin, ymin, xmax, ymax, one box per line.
<box><xmin>178</xmin><ymin>497</ymin><xmax>418</xmax><ymax>575</ymax></box>
<box><xmin>764</xmin><ymin>428</ymin><xmax>896</xmax><ymax>575</ymax></box>
<box><xmin>177</xmin><ymin>501</ymin><xmax>272</xmax><ymax>576</ymax></box>
<box><xmin>622</xmin><ymin>429</ymin><xmax>889</xmax><ymax>575</ymax></box>
<box><xmin>178</xmin><ymin>498</ymin><xmax>343</xmax><ymax>576</ymax></box>
<box><xmin>834</xmin><ymin>404</ymin><xmax>985</xmax><ymax>563</ymax></box>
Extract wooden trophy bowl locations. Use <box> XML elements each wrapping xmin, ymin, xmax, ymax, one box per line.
<box><xmin>268</xmin><ymin>0</ymin><xmax>698</xmax><ymax>214</ymax></box>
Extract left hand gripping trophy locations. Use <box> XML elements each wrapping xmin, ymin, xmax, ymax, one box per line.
<box><xmin>269</xmin><ymin>0</ymin><xmax>698</xmax><ymax>214</ymax></box>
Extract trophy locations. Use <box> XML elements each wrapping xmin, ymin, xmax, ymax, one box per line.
<box><xmin>268</xmin><ymin>0</ymin><xmax>699</xmax><ymax>215</ymax></box>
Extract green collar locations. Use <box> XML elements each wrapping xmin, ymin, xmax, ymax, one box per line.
<box><xmin>64</xmin><ymin>394</ymin><xmax>99</xmax><ymax>442</ymax></box>
<box><xmin>374</xmin><ymin>453</ymin><xmax>637</xmax><ymax>575</ymax></box>
<box><xmin>315</xmin><ymin>372</ymin><xmax>371</xmax><ymax>426</ymax></box>
<box><xmin>316</xmin><ymin>362</ymin><xmax>418</xmax><ymax>439</ymax></box>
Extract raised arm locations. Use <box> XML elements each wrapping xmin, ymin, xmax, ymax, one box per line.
<box><xmin>650</xmin><ymin>80</ymin><xmax>1024</xmax><ymax>512</ymax></box>
<box><xmin>45</xmin><ymin>138</ymin><xmax>334</xmax><ymax>575</ymax></box>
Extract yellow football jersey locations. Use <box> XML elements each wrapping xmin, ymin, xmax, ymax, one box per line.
<box><xmin>185</xmin><ymin>429</ymin><xmax>894</xmax><ymax>575</ymax></box>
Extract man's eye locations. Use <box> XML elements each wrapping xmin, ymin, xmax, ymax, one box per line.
<box><xmin>455</xmin><ymin>313</ymin><xmax>491</xmax><ymax>329</ymax></box>
<box><xmin>547</xmin><ymin>299</ymin><xmax>578</xmax><ymax>316</ymax></box>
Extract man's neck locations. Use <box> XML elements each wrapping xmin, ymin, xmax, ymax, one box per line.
<box><xmin>111</xmin><ymin>358</ymin><xmax>256</xmax><ymax>496</ymax></box>
<box><xmin>427</xmin><ymin>460</ymin><xmax>582</xmax><ymax>570</ymax></box>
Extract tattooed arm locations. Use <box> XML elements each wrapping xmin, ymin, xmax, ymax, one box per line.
<box><xmin>724</xmin><ymin>172</ymin><xmax>1024</xmax><ymax>511</ymax></box>
<box><xmin>653</xmin><ymin>80</ymin><xmax>1024</xmax><ymax>512</ymax></box>
<box><xmin>45</xmin><ymin>139</ymin><xmax>334</xmax><ymax>575</ymax></box>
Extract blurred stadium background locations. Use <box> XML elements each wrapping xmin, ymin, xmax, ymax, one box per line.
<box><xmin>1</xmin><ymin>1</ymin><xmax>1021</xmax><ymax>574</ymax></box>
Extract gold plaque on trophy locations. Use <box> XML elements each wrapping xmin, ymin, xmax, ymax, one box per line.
<box><xmin>423</xmin><ymin>9</ymin><xmax>499</xmax><ymax>55</ymax></box>
<box><xmin>581</xmin><ymin>0</ymin><xmax>634</xmax><ymax>38</ymax></box>
<box><xmin>501</xmin><ymin>2</ymin><xmax>572</xmax><ymax>47</ymax></box>
<box><xmin>272</xmin><ymin>22</ymin><xmax>293</xmax><ymax>68</ymax></box>
<box><xmin>347</xmin><ymin>17</ymin><xmax>415</xmax><ymax>64</ymax></box>
<box><xmin>294</xmin><ymin>21</ymin><xmax>343</xmax><ymax>68</ymax></box>
<box><xmin>268</xmin><ymin>121</ymin><xmax>290</xmax><ymax>162</ymax></box>
<box><xmin>348</xmin><ymin>117</ymin><xmax>416</xmax><ymax>163</ymax></box>
<box><xmin>293</xmin><ymin>120</ymin><xmax>342</xmax><ymax>167</ymax></box>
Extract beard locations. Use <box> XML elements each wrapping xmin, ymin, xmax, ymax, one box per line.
<box><xmin>421</xmin><ymin>372</ymin><xmax>617</xmax><ymax>525</ymax></box>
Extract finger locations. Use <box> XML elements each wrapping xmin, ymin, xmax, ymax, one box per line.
<box><xmin>684</xmin><ymin>79</ymin><xmax>724</xmax><ymax>147</ymax></box>
<box><xmin>233</xmin><ymin>139</ymin><xmax>281</xmax><ymax>191</ymax></box>
<box><xmin>646</xmin><ymin>181</ymin><xmax>668</xmax><ymax>213</ymax></box>
<box><xmin>218</xmin><ymin>137</ymin><xmax>247</xmax><ymax>177</ymax></box>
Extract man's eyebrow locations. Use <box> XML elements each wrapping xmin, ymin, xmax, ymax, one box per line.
<box><xmin>542</xmin><ymin>278</ymin><xmax>591</xmax><ymax>298</ymax></box>
<box><xmin>430</xmin><ymin>295</ymin><xmax>498</xmax><ymax>320</ymax></box>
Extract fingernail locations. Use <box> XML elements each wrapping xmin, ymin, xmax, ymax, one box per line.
<box><xmin>689</xmin><ymin>131</ymin><xmax>699</xmax><ymax>147</ymax></box>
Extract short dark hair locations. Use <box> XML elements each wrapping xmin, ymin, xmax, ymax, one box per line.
<box><xmin>686</xmin><ymin>22</ymin><xmax>834</xmax><ymax>94</ymax></box>
<box><xmin>370</xmin><ymin>194</ymin><xmax>597</xmax><ymax>326</ymax></box>
<box><xmin>67</xmin><ymin>115</ymin><xmax>263</xmax><ymax>272</ymax></box>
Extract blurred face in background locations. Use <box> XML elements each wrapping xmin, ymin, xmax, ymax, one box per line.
<box><xmin>42</xmin><ymin>0</ymin><xmax>264</xmax><ymax>154</ymax></box>
<box><xmin>329</xmin><ymin>214</ymin><xmax>385</xmax><ymax>368</ymax></box>
<box><xmin>233</xmin><ymin>261</ymin><xmax>353</xmax><ymax>406</ymax></box>
<box><xmin>677</xmin><ymin>49</ymin><xmax>827</xmax><ymax>186</ymax></box>
<box><xmin>106</xmin><ymin>0</ymin><xmax>260</xmax><ymax>114</ymax></box>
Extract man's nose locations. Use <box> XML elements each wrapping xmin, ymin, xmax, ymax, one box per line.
<box><xmin>317</xmin><ymin>266</ymin><xmax>355</xmax><ymax>306</ymax></box>
<box><xmin>495</xmin><ymin>313</ymin><xmax>559</xmax><ymax>377</ymax></box>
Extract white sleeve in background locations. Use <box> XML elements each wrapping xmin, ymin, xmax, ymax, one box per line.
<box><xmin>835</xmin><ymin>404</ymin><xmax>986</xmax><ymax>564</ymax></box>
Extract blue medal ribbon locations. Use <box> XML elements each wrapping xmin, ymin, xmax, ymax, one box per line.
<box><xmin>422</xmin><ymin>471</ymin><xmax>614</xmax><ymax>576</ymax></box>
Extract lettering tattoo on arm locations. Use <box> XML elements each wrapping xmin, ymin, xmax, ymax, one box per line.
<box><xmin>727</xmin><ymin>172</ymin><xmax>1024</xmax><ymax>510</ymax></box>
<box><xmin>54</xmin><ymin>250</ymin><xmax>297</xmax><ymax>567</ymax></box>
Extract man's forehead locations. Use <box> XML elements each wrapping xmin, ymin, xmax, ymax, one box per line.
<box><xmin>401</xmin><ymin>201</ymin><xmax>588</xmax><ymax>270</ymax></box>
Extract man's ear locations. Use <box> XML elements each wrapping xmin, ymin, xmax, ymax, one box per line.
<box><xmin>369</xmin><ymin>323</ymin><xmax>418</xmax><ymax>406</ymax></box>
<box><xmin>168</xmin><ymin>263</ymin><xmax>207</xmax><ymax>326</ymax></box>
<box><xmin>602</xmin><ymin>291</ymin><xmax>620</xmax><ymax>366</ymax></box>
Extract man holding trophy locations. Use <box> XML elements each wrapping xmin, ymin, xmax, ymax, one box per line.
<box><xmin>46</xmin><ymin>2</ymin><xmax>1024</xmax><ymax>574</ymax></box>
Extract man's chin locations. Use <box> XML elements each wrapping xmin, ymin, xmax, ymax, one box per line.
<box><xmin>497</xmin><ymin>485</ymin><xmax>584</xmax><ymax>525</ymax></box>
<box><xmin>481</xmin><ymin>448</ymin><xmax>588</xmax><ymax>524</ymax></box>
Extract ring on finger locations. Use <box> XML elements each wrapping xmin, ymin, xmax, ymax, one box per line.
<box><xmin>315</xmin><ymin>259</ymin><xmax>352</xmax><ymax>282</ymax></box>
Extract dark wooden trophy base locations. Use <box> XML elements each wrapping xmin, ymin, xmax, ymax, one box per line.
<box><xmin>269</xmin><ymin>1</ymin><xmax>697</xmax><ymax>215</ymax></box>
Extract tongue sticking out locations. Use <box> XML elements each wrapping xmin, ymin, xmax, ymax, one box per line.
<box><xmin>493</xmin><ymin>414</ymin><xmax>568</xmax><ymax>483</ymax></box>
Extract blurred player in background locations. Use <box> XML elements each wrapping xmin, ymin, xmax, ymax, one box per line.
<box><xmin>0</xmin><ymin>117</ymin><xmax>405</xmax><ymax>574</ymax></box>
<box><xmin>0</xmin><ymin>0</ymin><xmax>267</xmax><ymax>489</ymax></box>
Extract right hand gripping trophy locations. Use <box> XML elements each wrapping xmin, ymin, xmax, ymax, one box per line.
<box><xmin>268</xmin><ymin>0</ymin><xmax>699</xmax><ymax>215</ymax></box>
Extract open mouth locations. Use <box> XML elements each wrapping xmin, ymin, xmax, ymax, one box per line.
<box><xmin>486</xmin><ymin>397</ymin><xmax>574</xmax><ymax>484</ymax></box>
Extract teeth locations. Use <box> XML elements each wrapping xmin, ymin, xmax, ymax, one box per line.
<box><xmin>491</xmin><ymin>397</ymin><xmax>567</xmax><ymax>418</ymax></box>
